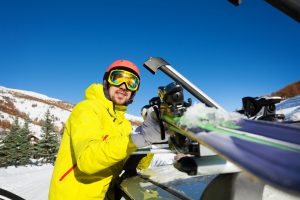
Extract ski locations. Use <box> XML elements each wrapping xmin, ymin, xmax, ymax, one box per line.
<box><xmin>162</xmin><ymin>114</ymin><xmax>300</xmax><ymax>192</ymax></box>
<box><xmin>143</xmin><ymin>57</ymin><xmax>300</xmax><ymax>193</ymax></box>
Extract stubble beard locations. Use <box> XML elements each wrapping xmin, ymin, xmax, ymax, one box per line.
<box><xmin>111</xmin><ymin>91</ymin><xmax>131</xmax><ymax>105</ymax></box>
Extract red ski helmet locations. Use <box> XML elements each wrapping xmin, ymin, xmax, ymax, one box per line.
<box><xmin>106</xmin><ymin>60</ymin><xmax>140</xmax><ymax>77</ymax></box>
<box><xmin>103</xmin><ymin>60</ymin><xmax>140</xmax><ymax>105</ymax></box>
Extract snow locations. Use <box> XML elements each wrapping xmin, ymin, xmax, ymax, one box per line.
<box><xmin>0</xmin><ymin>155</ymin><xmax>175</xmax><ymax>200</ymax></box>
<box><xmin>179</xmin><ymin>103</ymin><xmax>244</xmax><ymax>128</ymax></box>
<box><xmin>12</xmin><ymin>98</ymin><xmax>70</xmax><ymax>127</ymax></box>
<box><xmin>276</xmin><ymin>95</ymin><xmax>300</xmax><ymax>110</ymax></box>
<box><xmin>276</xmin><ymin>95</ymin><xmax>300</xmax><ymax>121</ymax></box>
<box><xmin>277</xmin><ymin>107</ymin><xmax>300</xmax><ymax>121</ymax></box>
<box><xmin>148</xmin><ymin>153</ymin><xmax>175</xmax><ymax>168</ymax></box>
<box><xmin>0</xmin><ymin>86</ymin><xmax>61</xmax><ymax>102</ymax></box>
<box><xmin>0</xmin><ymin>112</ymin><xmax>44</xmax><ymax>138</ymax></box>
<box><xmin>125</xmin><ymin>113</ymin><xmax>143</xmax><ymax>122</ymax></box>
<box><xmin>287</xmin><ymin>107</ymin><xmax>300</xmax><ymax>121</ymax></box>
<box><xmin>0</xmin><ymin>86</ymin><xmax>71</xmax><ymax>138</ymax></box>
<box><xmin>0</xmin><ymin>164</ymin><xmax>53</xmax><ymax>200</ymax></box>
<box><xmin>179</xmin><ymin>95</ymin><xmax>300</xmax><ymax>127</ymax></box>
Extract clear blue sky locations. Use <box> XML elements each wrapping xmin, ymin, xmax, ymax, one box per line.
<box><xmin>1</xmin><ymin>0</ymin><xmax>299</xmax><ymax>116</ymax></box>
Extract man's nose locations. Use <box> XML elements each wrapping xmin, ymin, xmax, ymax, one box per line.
<box><xmin>119</xmin><ymin>83</ymin><xmax>127</xmax><ymax>90</ymax></box>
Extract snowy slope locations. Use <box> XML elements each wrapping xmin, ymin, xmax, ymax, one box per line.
<box><xmin>1</xmin><ymin>86</ymin><xmax>61</xmax><ymax>102</ymax></box>
<box><xmin>0</xmin><ymin>86</ymin><xmax>143</xmax><ymax>139</ymax></box>
<box><xmin>0</xmin><ymin>86</ymin><xmax>72</xmax><ymax>138</ymax></box>
<box><xmin>276</xmin><ymin>95</ymin><xmax>300</xmax><ymax>121</ymax></box>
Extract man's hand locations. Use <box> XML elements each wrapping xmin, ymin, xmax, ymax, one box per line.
<box><xmin>131</xmin><ymin>106</ymin><xmax>169</xmax><ymax>148</ymax></box>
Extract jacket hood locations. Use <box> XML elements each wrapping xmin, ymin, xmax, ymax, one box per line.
<box><xmin>84</xmin><ymin>83</ymin><xmax>127</xmax><ymax>118</ymax></box>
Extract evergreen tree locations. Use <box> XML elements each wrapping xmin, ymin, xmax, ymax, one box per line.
<box><xmin>0</xmin><ymin>118</ymin><xmax>31</xmax><ymax>167</ymax></box>
<box><xmin>18</xmin><ymin>118</ymin><xmax>32</xmax><ymax>165</ymax></box>
<box><xmin>37</xmin><ymin>109</ymin><xmax>59</xmax><ymax>164</ymax></box>
<box><xmin>0</xmin><ymin>130</ymin><xmax>8</xmax><ymax>167</ymax></box>
<box><xmin>0</xmin><ymin>118</ymin><xmax>21</xmax><ymax>167</ymax></box>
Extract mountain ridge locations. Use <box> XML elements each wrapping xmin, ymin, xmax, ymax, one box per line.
<box><xmin>0</xmin><ymin>86</ymin><xmax>142</xmax><ymax>139</ymax></box>
<box><xmin>271</xmin><ymin>80</ymin><xmax>300</xmax><ymax>99</ymax></box>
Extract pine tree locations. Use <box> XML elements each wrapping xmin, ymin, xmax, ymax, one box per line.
<box><xmin>37</xmin><ymin>109</ymin><xmax>59</xmax><ymax>165</ymax></box>
<box><xmin>1</xmin><ymin>118</ymin><xmax>21</xmax><ymax>167</ymax></box>
<box><xmin>18</xmin><ymin>118</ymin><xmax>32</xmax><ymax>165</ymax></box>
<box><xmin>0</xmin><ymin>118</ymin><xmax>32</xmax><ymax>167</ymax></box>
<box><xmin>0</xmin><ymin>130</ymin><xmax>8</xmax><ymax>167</ymax></box>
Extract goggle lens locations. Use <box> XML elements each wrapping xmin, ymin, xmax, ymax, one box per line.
<box><xmin>108</xmin><ymin>70</ymin><xmax>139</xmax><ymax>91</ymax></box>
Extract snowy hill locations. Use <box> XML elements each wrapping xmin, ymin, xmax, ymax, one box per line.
<box><xmin>0</xmin><ymin>86</ymin><xmax>73</xmax><ymax>139</ymax></box>
<box><xmin>276</xmin><ymin>95</ymin><xmax>300</xmax><ymax>121</ymax></box>
<box><xmin>271</xmin><ymin>80</ymin><xmax>300</xmax><ymax>99</ymax></box>
<box><xmin>0</xmin><ymin>86</ymin><xmax>143</xmax><ymax>139</ymax></box>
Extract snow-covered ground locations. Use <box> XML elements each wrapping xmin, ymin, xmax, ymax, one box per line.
<box><xmin>0</xmin><ymin>154</ymin><xmax>174</xmax><ymax>200</ymax></box>
<box><xmin>1</xmin><ymin>161</ymin><xmax>300</xmax><ymax>200</ymax></box>
<box><xmin>0</xmin><ymin>164</ymin><xmax>53</xmax><ymax>200</ymax></box>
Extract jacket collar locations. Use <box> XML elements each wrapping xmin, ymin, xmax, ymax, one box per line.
<box><xmin>85</xmin><ymin>83</ymin><xmax>127</xmax><ymax>120</ymax></box>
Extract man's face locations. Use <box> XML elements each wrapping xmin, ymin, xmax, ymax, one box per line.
<box><xmin>108</xmin><ymin>83</ymin><xmax>132</xmax><ymax>105</ymax></box>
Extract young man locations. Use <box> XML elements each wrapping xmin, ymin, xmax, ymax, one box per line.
<box><xmin>48</xmin><ymin>60</ymin><xmax>167</xmax><ymax>199</ymax></box>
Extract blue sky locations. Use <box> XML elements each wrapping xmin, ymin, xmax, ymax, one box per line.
<box><xmin>1</xmin><ymin>0</ymin><xmax>299</xmax><ymax>116</ymax></box>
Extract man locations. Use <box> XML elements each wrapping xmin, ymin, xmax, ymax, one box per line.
<box><xmin>49</xmin><ymin>60</ymin><xmax>167</xmax><ymax>199</ymax></box>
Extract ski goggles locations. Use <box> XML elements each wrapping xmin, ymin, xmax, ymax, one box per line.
<box><xmin>108</xmin><ymin>69</ymin><xmax>140</xmax><ymax>91</ymax></box>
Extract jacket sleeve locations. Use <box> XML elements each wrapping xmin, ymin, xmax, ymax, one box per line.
<box><xmin>69</xmin><ymin>101</ymin><xmax>137</xmax><ymax>175</ymax></box>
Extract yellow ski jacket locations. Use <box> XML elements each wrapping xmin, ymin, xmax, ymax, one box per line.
<box><xmin>48</xmin><ymin>83</ymin><xmax>138</xmax><ymax>199</ymax></box>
